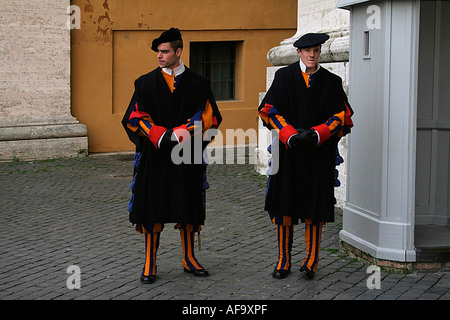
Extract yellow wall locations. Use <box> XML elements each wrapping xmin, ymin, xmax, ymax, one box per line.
<box><xmin>71</xmin><ymin>0</ymin><xmax>296</xmax><ymax>152</ymax></box>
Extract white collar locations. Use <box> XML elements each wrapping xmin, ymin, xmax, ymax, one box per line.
<box><xmin>299</xmin><ymin>59</ymin><xmax>320</xmax><ymax>74</ymax></box>
<box><xmin>162</xmin><ymin>60</ymin><xmax>185</xmax><ymax>77</ymax></box>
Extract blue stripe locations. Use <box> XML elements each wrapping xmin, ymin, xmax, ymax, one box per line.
<box><xmin>191</xmin><ymin>110</ymin><xmax>203</xmax><ymax>122</ymax></box>
<box><xmin>183</xmin><ymin>230</ymin><xmax>202</xmax><ymax>270</ymax></box>
<box><xmin>305</xmin><ymin>224</ymin><xmax>313</xmax><ymax>267</ymax></box>
<box><xmin>142</xmin><ymin>233</ymin><xmax>159</xmax><ymax>276</ymax></box>
<box><xmin>270</xmin><ymin>115</ymin><xmax>285</xmax><ymax>130</ymax></box>
<box><xmin>139</xmin><ymin>119</ymin><xmax>153</xmax><ymax>138</ymax></box>
<box><xmin>278</xmin><ymin>225</ymin><xmax>293</xmax><ymax>270</ymax></box>
<box><xmin>266</xmin><ymin>105</ymin><xmax>279</xmax><ymax>117</ymax></box>
<box><xmin>310</xmin><ymin>225</ymin><xmax>320</xmax><ymax>271</ymax></box>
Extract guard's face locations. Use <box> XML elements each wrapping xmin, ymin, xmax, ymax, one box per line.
<box><xmin>297</xmin><ymin>46</ymin><xmax>321</xmax><ymax>71</ymax></box>
<box><xmin>157</xmin><ymin>42</ymin><xmax>182</xmax><ymax>69</ymax></box>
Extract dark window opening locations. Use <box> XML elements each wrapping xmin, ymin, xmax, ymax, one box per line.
<box><xmin>190</xmin><ymin>41</ymin><xmax>236</xmax><ymax>101</ymax></box>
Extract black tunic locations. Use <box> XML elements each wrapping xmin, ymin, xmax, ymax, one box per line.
<box><xmin>260</xmin><ymin>62</ymin><xmax>350</xmax><ymax>225</ymax></box>
<box><xmin>122</xmin><ymin>66</ymin><xmax>222</xmax><ymax>227</ymax></box>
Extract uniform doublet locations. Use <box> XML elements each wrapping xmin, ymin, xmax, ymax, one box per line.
<box><xmin>259</xmin><ymin>61</ymin><xmax>353</xmax><ymax>225</ymax></box>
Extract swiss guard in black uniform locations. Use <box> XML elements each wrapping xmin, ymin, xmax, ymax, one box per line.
<box><xmin>258</xmin><ymin>33</ymin><xmax>354</xmax><ymax>280</ymax></box>
<box><xmin>122</xmin><ymin>28</ymin><xmax>222</xmax><ymax>284</ymax></box>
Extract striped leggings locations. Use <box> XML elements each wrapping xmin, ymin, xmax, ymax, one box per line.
<box><xmin>141</xmin><ymin>223</ymin><xmax>203</xmax><ymax>276</ymax></box>
<box><xmin>276</xmin><ymin>219</ymin><xmax>324</xmax><ymax>273</ymax></box>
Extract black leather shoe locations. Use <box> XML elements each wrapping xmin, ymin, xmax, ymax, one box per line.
<box><xmin>184</xmin><ymin>268</ymin><xmax>209</xmax><ymax>277</ymax></box>
<box><xmin>140</xmin><ymin>274</ymin><xmax>156</xmax><ymax>284</ymax></box>
<box><xmin>272</xmin><ymin>268</ymin><xmax>290</xmax><ymax>279</ymax></box>
<box><xmin>299</xmin><ymin>266</ymin><xmax>314</xmax><ymax>279</ymax></box>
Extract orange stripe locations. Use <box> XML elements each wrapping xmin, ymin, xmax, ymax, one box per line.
<box><xmin>307</xmin><ymin>226</ymin><xmax>316</xmax><ymax>270</ymax></box>
<box><xmin>283</xmin><ymin>226</ymin><xmax>291</xmax><ymax>270</ymax></box>
<box><xmin>276</xmin><ymin>225</ymin><xmax>284</xmax><ymax>270</ymax></box>
<box><xmin>283</xmin><ymin>216</ymin><xmax>292</xmax><ymax>226</ymax></box>
<box><xmin>202</xmin><ymin>101</ymin><xmax>213</xmax><ymax>131</ymax></box>
<box><xmin>143</xmin><ymin>232</ymin><xmax>160</xmax><ymax>275</ymax></box>
<box><xmin>127</xmin><ymin>122</ymin><xmax>139</xmax><ymax>133</ymax></box>
<box><xmin>260</xmin><ymin>116</ymin><xmax>270</xmax><ymax>126</ymax></box>
<box><xmin>138</xmin><ymin>119</ymin><xmax>151</xmax><ymax>136</ymax></box>
<box><xmin>162</xmin><ymin>71</ymin><xmax>175</xmax><ymax>92</ymax></box>
<box><xmin>274</xmin><ymin>114</ymin><xmax>289</xmax><ymax>128</ymax></box>
<box><xmin>268</xmin><ymin>118</ymin><xmax>280</xmax><ymax>132</ymax></box>
<box><xmin>304</xmin><ymin>224</ymin><xmax>310</xmax><ymax>269</ymax></box>
<box><xmin>327</xmin><ymin>111</ymin><xmax>345</xmax><ymax>131</ymax></box>
<box><xmin>302</xmin><ymin>221</ymin><xmax>323</xmax><ymax>272</ymax></box>
<box><xmin>302</xmin><ymin>71</ymin><xmax>310</xmax><ymax>88</ymax></box>
<box><xmin>188</xmin><ymin>232</ymin><xmax>201</xmax><ymax>269</ymax></box>
<box><xmin>144</xmin><ymin>233</ymin><xmax>150</xmax><ymax>275</ymax></box>
<box><xmin>180</xmin><ymin>229</ymin><xmax>201</xmax><ymax>270</ymax></box>
<box><xmin>144</xmin><ymin>233</ymin><xmax>154</xmax><ymax>275</ymax></box>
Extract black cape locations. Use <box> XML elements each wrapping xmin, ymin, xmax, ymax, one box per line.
<box><xmin>260</xmin><ymin>62</ymin><xmax>350</xmax><ymax>224</ymax></box>
<box><xmin>122</xmin><ymin>66</ymin><xmax>222</xmax><ymax>227</ymax></box>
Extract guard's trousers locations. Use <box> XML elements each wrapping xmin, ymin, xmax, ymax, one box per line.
<box><xmin>275</xmin><ymin>218</ymin><xmax>324</xmax><ymax>273</ymax></box>
<box><xmin>140</xmin><ymin>223</ymin><xmax>203</xmax><ymax>276</ymax></box>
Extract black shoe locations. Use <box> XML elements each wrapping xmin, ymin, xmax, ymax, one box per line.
<box><xmin>140</xmin><ymin>274</ymin><xmax>156</xmax><ymax>284</ymax></box>
<box><xmin>184</xmin><ymin>267</ymin><xmax>209</xmax><ymax>277</ymax></box>
<box><xmin>299</xmin><ymin>266</ymin><xmax>314</xmax><ymax>279</ymax></box>
<box><xmin>272</xmin><ymin>268</ymin><xmax>290</xmax><ymax>279</ymax></box>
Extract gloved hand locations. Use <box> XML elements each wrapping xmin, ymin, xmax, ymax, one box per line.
<box><xmin>289</xmin><ymin>129</ymin><xmax>318</xmax><ymax>148</ymax></box>
<box><xmin>159</xmin><ymin>129</ymin><xmax>179</xmax><ymax>150</ymax></box>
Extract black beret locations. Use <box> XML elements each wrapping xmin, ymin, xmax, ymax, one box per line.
<box><xmin>293</xmin><ymin>33</ymin><xmax>330</xmax><ymax>49</ymax></box>
<box><xmin>151</xmin><ymin>28</ymin><xmax>182</xmax><ymax>52</ymax></box>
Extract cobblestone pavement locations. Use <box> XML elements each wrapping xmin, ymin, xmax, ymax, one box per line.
<box><xmin>0</xmin><ymin>153</ymin><xmax>449</xmax><ymax>306</ymax></box>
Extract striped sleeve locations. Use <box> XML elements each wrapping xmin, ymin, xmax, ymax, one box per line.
<box><xmin>258</xmin><ymin>103</ymin><xmax>297</xmax><ymax>146</ymax></box>
<box><xmin>173</xmin><ymin>100</ymin><xmax>220</xmax><ymax>143</ymax></box>
<box><xmin>125</xmin><ymin>102</ymin><xmax>167</xmax><ymax>149</ymax></box>
<box><xmin>312</xmin><ymin>109</ymin><xmax>345</xmax><ymax>147</ymax></box>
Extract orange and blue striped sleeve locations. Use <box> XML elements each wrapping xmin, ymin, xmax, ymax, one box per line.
<box><xmin>173</xmin><ymin>100</ymin><xmax>220</xmax><ymax>143</ymax></box>
<box><xmin>258</xmin><ymin>103</ymin><xmax>298</xmax><ymax>146</ymax></box>
<box><xmin>126</xmin><ymin>102</ymin><xmax>167</xmax><ymax>149</ymax></box>
<box><xmin>312</xmin><ymin>101</ymin><xmax>354</xmax><ymax>146</ymax></box>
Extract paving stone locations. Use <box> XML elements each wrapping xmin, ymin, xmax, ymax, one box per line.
<box><xmin>0</xmin><ymin>154</ymin><xmax>448</xmax><ymax>304</ymax></box>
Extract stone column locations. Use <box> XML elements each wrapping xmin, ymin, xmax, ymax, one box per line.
<box><xmin>255</xmin><ymin>0</ymin><xmax>350</xmax><ymax>206</ymax></box>
<box><xmin>0</xmin><ymin>0</ymin><xmax>87</xmax><ymax>161</ymax></box>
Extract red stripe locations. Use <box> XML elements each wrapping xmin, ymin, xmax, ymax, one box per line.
<box><xmin>129</xmin><ymin>103</ymin><xmax>149</xmax><ymax>120</ymax></box>
<box><xmin>312</xmin><ymin>123</ymin><xmax>330</xmax><ymax>147</ymax></box>
<box><xmin>344</xmin><ymin>104</ymin><xmax>354</xmax><ymax>127</ymax></box>
<box><xmin>148</xmin><ymin>125</ymin><xmax>167</xmax><ymax>149</ymax></box>
<box><xmin>212</xmin><ymin>117</ymin><xmax>219</xmax><ymax>128</ymax></box>
<box><xmin>259</xmin><ymin>103</ymin><xmax>273</xmax><ymax>118</ymax></box>
<box><xmin>279</xmin><ymin>125</ymin><xmax>297</xmax><ymax>146</ymax></box>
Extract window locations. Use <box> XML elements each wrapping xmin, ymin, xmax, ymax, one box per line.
<box><xmin>190</xmin><ymin>42</ymin><xmax>236</xmax><ymax>100</ymax></box>
<box><xmin>363</xmin><ymin>30</ymin><xmax>371</xmax><ymax>59</ymax></box>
